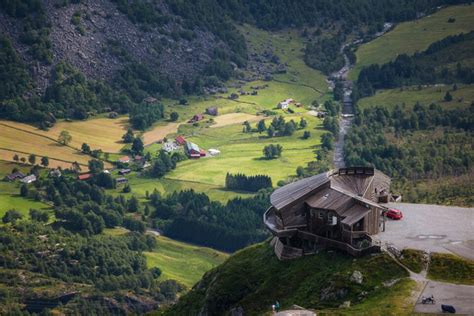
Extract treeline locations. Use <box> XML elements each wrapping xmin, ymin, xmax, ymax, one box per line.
<box><xmin>344</xmin><ymin>103</ymin><xmax>473</xmax><ymax>180</ymax></box>
<box><xmin>355</xmin><ymin>31</ymin><xmax>474</xmax><ymax>98</ymax></box>
<box><xmin>225</xmin><ymin>173</ymin><xmax>272</xmax><ymax>192</ymax></box>
<box><xmin>149</xmin><ymin>190</ymin><xmax>270</xmax><ymax>252</ymax></box>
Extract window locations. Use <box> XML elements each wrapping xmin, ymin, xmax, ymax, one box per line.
<box><xmin>318</xmin><ymin>211</ymin><xmax>324</xmax><ymax>219</ymax></box>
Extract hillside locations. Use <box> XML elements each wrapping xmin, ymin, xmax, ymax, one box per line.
<box><xmin>349</xmin><ymin>4</ymin><xmax>474</xmax><ymax>80</ymax></box>
<box><xmin>164</xmin><ymin>241</ymin><xmax>413</xmax><ymax>315</ymax></box>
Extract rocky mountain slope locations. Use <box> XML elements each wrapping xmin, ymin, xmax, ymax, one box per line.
<box><xmin>0</xmin><ymin>0</ymin><xmax>221</xmax><ymax>94</ymax></box>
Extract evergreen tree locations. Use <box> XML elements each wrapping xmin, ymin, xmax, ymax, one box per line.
<box><xmin>132</xmin><ymin>137</ymin><xmax>144</xmax><ymax>155</ymax></box>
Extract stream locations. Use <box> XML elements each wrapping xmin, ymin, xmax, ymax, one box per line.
<box><xmin>329</xmin><ymin>23</ymin><xmax>393</xmax><ymax>168</ymax></box>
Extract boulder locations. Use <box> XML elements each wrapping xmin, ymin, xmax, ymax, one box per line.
<box><xmin>350</xmin><ymin>270</ymin><xmax>363</xmax><ymax>284</ymax></box>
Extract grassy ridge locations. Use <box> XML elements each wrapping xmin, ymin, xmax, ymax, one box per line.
<box><xmin>164</xmin><ymin>242</ymin><xmax>409</xmax><ymax>315</ymax></box>
<box><xmin>358</xmin><ymin>84</ymin><xmax>474</xmax><ymax>110</ymax></box>
<box><xmin>350</xmin><ymin>5</ymin><xmax>474</xmax><ymax>80</ymax></box>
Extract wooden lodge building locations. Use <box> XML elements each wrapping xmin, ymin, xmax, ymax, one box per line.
<box><xmin>264</xmin><ymin>167</ymin><xmax>391</xmax><ymax>260</ymax></box>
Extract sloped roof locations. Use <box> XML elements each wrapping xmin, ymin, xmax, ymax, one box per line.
<box><xmin>270</xmin><ymin>167</ymin><xmax>390</xmax><ymax>212</ymax></box>
<box><xmin>185</xmin><ymin>141</ymin><xmax>200</xmax><ymax>152</ymax></box>
<box><xmin>270</xmin><ymin>172</ymin><xmax>329</xmax><ymax>210</ymax></box>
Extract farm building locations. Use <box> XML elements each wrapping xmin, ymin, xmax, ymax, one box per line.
<box><xmin>116</xmin><ymin>177</ymin><xmax>128</xmax><ymax>184</ymax></box>
<box><xmin>118</xmin><ymin>169</ymin><xmax>131</xmax><ymax>175</ymax></box>
<box><xmin>277</xmin><ymin>101</ymin><xmax>289</xmax><ymax>109</ymax></box>
<box><xmin>143</xmin><ymin>96</ymin><xmax>158</xmax><ymax>104</ymax></box>
<box><xmin>5</xmin><ymin>171</ymin><xmax>25</xmax><ymax>181</ymax></box>
<box><xmin>20</xmin><ymin>174</ymin><xmax>37</xmax><ymax>184</ymax></box>
<box><xmin>78</xmin><ymin>173</ymin><xmax>92</xmax><ymax>181</ymax></box>
<box><xmin>117</xmin><ymin>156</ymin><xmax>130</xmax><ymax>164</ymax></box>
<box><xmin>206</xmin><ymin>106</ymin><xmax>218</xmax><ymax>116</ymax></box>
<box><xmin>175</xmin><ymin>136</ymin><xmax>186</xmax><ymax>146</ymax></box>
<box><xmin>188</xmin><ymin>114</ymin><xmax>204</xmax><ymax>123</ymax></box>
<box><xmin>264</xmin><ymin>167</ymin><xmax>392</xmax><ymax>260</ymax></box>
<box><xmin>185</xmin><ymin>141</ymin><xmax>205</xmax><ymax>158</ymax></box>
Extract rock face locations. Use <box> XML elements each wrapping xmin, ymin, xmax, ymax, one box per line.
<box><xmin>0</xmin><ymin>0</ymin><xmax>222</xmax><ymax>92</ymax></box>
<box><xmin>350</xmin><ymin>270</ymin><xmax>363</xmax><ymax>284</ymax></box>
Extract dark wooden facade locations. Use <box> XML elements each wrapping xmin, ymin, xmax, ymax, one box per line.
<box><xmin>264</xmin><ymin>167</ymin><xmax>391</xmax><ymax>259</ymax></box>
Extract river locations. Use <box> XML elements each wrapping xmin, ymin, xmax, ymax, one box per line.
<box><xmin>329</xmin><ymin>23</ymin><xmax>393</xmax><ymax>168</ymax></box>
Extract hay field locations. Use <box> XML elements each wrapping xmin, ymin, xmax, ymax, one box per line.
<box><xmin>0</xmin><ymin>123</ymin><xmax>92</xmax><ymax>168</ymax></box>
<box><xmin>0</xmin><ymin>117</ymin><xmax>129</xmax><ymax>153</ymax></box>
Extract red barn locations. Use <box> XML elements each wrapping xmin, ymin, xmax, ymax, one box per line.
<box><xmin>175</xmin><ymin>136</ymin><xmax>186</xmax><ymax>146</ymax></box>
<box><xmin>185</xmin><ymin>141</ymin><xmax>202</xmax><ymax>158</ymax></box>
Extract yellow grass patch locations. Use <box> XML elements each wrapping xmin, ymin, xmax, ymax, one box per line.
<box><xmin>142</xmin><ymin>122</ymin><xmax>181</xmax><ymax>146</ymax></box>
<box><xmin>0</xmin><ymin>117</ymin><xmax>130</xmax><ymax>153</ymax></box>
<box><xmin>210</xmin><ymin>113</ymin><xmax>260</xmax><ymax>128</ymax></box>
<box><xmin>0</xmin><ymin>123</ymin><xmax>112</xmax><ymax>170</ymax></box>
<box><xmin>0</xmin><ymin>150</ymin><xmax>76</xmax><ymax>170</ymax></box>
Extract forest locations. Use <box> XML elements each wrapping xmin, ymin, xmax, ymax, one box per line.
<box><xmin>0</xmin><ymin>222</ymin><xmax>183</xmax><ymax>314</ymax></box>
<box><xmin>150</xmin><ymin>189</ymin><xmax>270</xmax><ymax>252</ymax></box>
<box><xmin>225</xmin><ymin>173</ymin><xmax>272</xmax><ymax>192</ymax></box>
<box><xmin>344</xmin><ymin>102</ymin><xmax>473</xmax><ymax>203</ymax></box>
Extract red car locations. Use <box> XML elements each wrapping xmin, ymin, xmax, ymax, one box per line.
<box><xmin>386</xmin><ymin>209</ymin><xmax>403</xmax><ymax>220</ymax></box>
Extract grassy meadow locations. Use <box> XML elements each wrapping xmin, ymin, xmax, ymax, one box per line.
<box><xmin>145</xmin><ymin>236</ymin><xmax>228</xmax><ymax>288</ymax></box>
<box><xmin>0</xmin><ymin>161</ymin><xmax>52</xmax><ymax>220</ymax></box>
<box><xmin>350</xmin><ymin>4</ymin><xmax>474</xmax><ymax>80</ymax></box>
<box><xmin>358</xmin><ymin>84</ymin><xmax>474</xmax><ymax>110</ymax></box>
<box><xmin>102</xmin><ymin>229</ymin><xmax>228</xmax><ymax>288</ymax></box>
<box><xmin>166</xmin><ymin>114</ymin><xmax>324</xmax><ymax>188</ymax></box>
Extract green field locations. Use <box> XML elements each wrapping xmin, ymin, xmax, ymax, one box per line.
<box><xmin>112</xmin><ymin>175</ymin><xmax>255</xmax><ymax>203</ymax></box>
<box><xmin>358</xmin><ymin>84</ymin><xmax>474</xmax><ymax>110</ymax></box>
<box><xmin>145</xmin><ymin>236</ymin><xmax>228</xmax><ymax>288</ymax></box>
<box><xmin>166</xmin><ymin>114</ymin><xmax>324</xmax><ymax>188</ymax></box>
<box><xmin>350</xmin><ymin>5</ymin><xmax>474</xmax><ymax>80</ymax></box>
<box><xmin>0</xmin><ymin>161</ymin><xmax>52</xmax><ymax>219</ymax></box>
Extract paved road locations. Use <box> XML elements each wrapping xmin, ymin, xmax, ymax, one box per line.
<box><xmin>414</xmin><ymin>281</ymin><xmax>474</xmax><ymax>314</ymax></box>
<box><xmin>376</xmin><ymin>203</ymin><xmax>474</xmax><ymax>260</ymax></box>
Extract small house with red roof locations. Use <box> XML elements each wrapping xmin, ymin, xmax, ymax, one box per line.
<box><xmin>117</xmin><ymin>156</ymin><xmax>130</xmax><ymax>164</ymax></box>
<box><xmin>175</xmin><ymin>136</ymin><xmax>186</xmax><ymax>146</ymax></box>
<box><xmin>188</xmin><ymin>114</ymin><xmax>204</xmax><ymax>123</ymax></box>
<box><xmin>78</xmin><ymin>173</ymin><xmax>92</xmax><ymax>181</ymax></box>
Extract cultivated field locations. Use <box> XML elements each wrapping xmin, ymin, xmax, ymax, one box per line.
<box><xmin>358</xmin><ymin>84</ymin><xmax>474</xmax><ymax>110</ymax></box>
<box><xmin>0</xmin><ymin>123</ymin><xmax>92</xmax><ymax>168</ymax></box>
<box><xmin>166</xmin><ymin>114</ymin><xmax>324</xmax><ymax>187</ymax></box>
<box><xmin>350</xmin><ymin>5</ymin><xmax>474</xmax><ymax>80</ymax></box>
<box><xmin>210</xmin><ymin>113</ymin><xmax>260</xmax><ymax>128</ymax></box>
<box><xmin>143</xmin><ymin>122</ymin><xmax>181</xmax><ymax>146</ymax></box>
<box><xmin>0</xmin><ymin>117</ymin><xmax>129</xmax><ymax>153</ymax></box>
<box><xmin>111</xmin><ymin>175</ymin><xmax>255</xmax><ymax>203</ymax></box>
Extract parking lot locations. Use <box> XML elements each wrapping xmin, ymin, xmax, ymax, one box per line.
<box><xmin>414</xmin><ymin>281</ymin><xmax>474</xmax><ymax>314</ymax></box>
<box><xmin>376</xmin><ymin>203</ymin><xmax>474</xmax><ymax>260</ymax></box>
